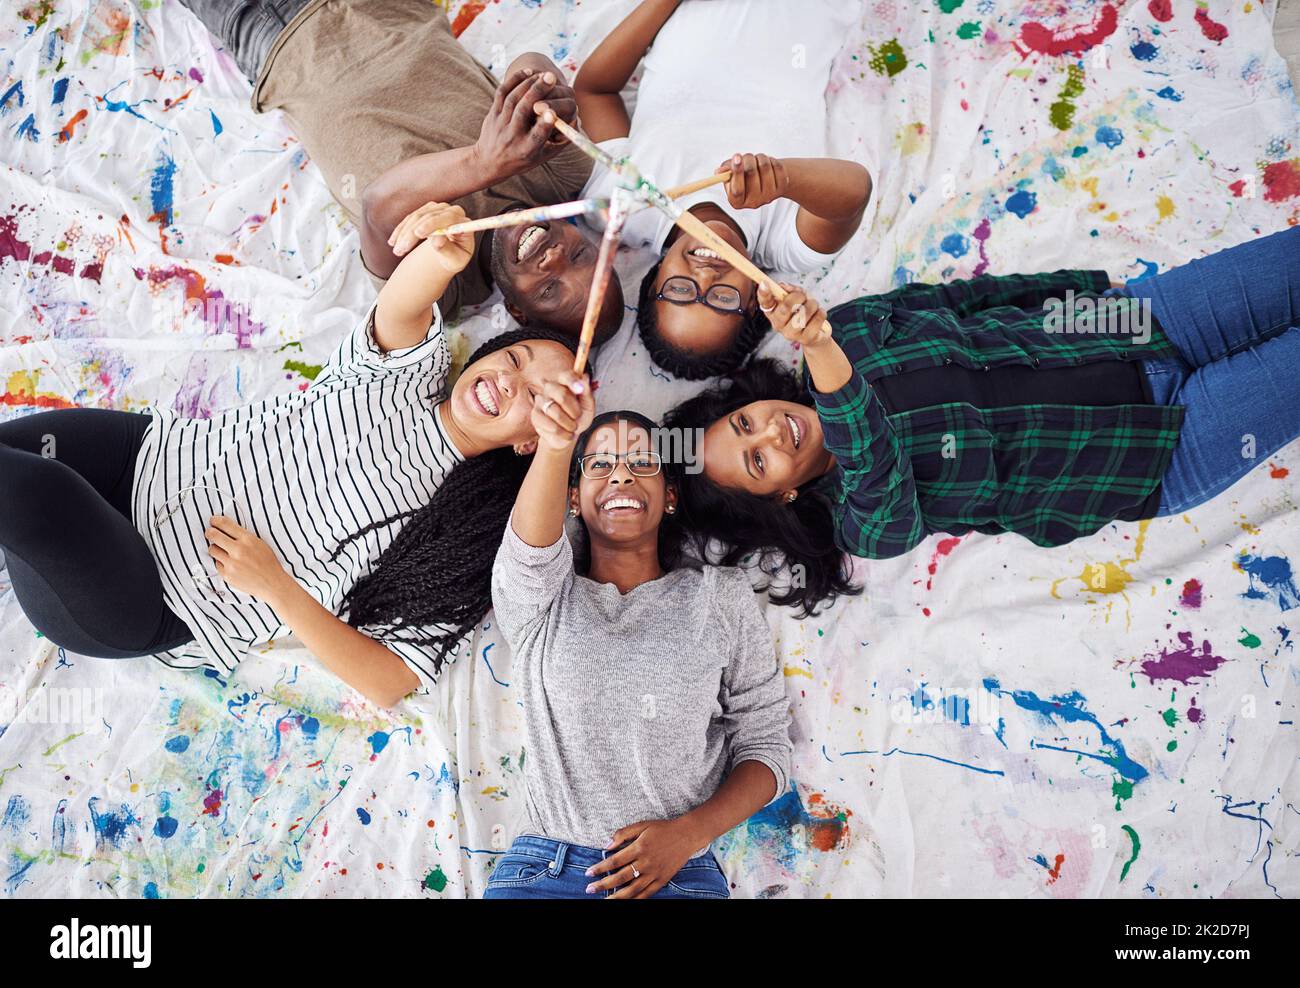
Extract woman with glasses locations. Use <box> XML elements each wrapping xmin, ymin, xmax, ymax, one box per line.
<box><xmin>0</xmin><ymin>203</ymin><xmax>582</xmax><ymax>708</ymax></box>
<box><xmin>660</xmin><ymin>227</ymin><xmax>1300</xmax><ymax>615</ymax></box>
<box><xmin>485</xmin><ymin>369</ymin><xmax>791</xmax><ymax>898</ymax></box>
<box><xmin>573</xmin><ymin>0</ymin><xmax>872</xmax><ymax>380</ymax></box>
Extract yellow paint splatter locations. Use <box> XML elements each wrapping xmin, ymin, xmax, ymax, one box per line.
<box><xmin>1156</xmin><ymin>195</ymin><xmax>1175</xmax><ymax>220</ymax></box>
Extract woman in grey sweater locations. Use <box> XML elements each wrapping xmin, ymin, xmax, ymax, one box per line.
<box><xmin>486</xmin><ymin>368</ymin><xmax>793</xmax><ymax>899</ymax></box>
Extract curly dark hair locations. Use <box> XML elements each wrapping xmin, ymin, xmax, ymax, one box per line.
<box><xmin>636</xmin><ymin>260</ymin><xmax>771</xmax><ymax>380</ymax></box>
<box><xmin>661</xmin><ymin>357</ymin><xmax>860</xmax><ymax>616</ymax></box>
<box><xmin>566</xmin><ymin>409</ymin><xmax>692</xmax><ymax>576</ymax></box>
<box><xmin>331</xmin><ymin>327</ymin><xmax>577</xmax><ymax>676</ymax></box>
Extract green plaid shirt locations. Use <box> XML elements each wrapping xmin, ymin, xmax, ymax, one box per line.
<box><xmin>811</xmin><ymin>270</ymin><xmax>1186</xmax><ymax>559</ymax></box>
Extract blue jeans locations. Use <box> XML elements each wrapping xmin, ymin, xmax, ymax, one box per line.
<box><xmin>483</xmin><ymin>835</ymin><xmax>731</xmax><ymax>900</ymax></box>
<box><xmin>1122</xmin><ymin>226</ymin><xmax>1300</xmax><ymax>516</ymax></box>
<box><xmin>178</xmin><ymin>0</ymin><xmax>313</xmax><ymax>81</ymax></box>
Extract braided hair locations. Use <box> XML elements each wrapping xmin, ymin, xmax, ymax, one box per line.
<box><xmin>332</xmin><ymin>328</ymin><xmax>577</xmax><ymax>675</ymax></box>
<box><xmin>566</xmin><ymin>409</ymin><xmax>692</xmax><ymax>577</ymax></box>
<box><xmin>636</xmin><ymin>260</ymin><xmax>771</xmax><ymax>380</ymax></box>
<box><xmin>661</xmin><ymin>357</ymin><xmax>860</xmax><ymax>616</ymax></box>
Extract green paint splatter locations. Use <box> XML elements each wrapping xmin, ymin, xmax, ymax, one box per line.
<box><xmin>1049</xmin><ymin>64</ymin><xmax>1086</xmax><ymax>131</ymax></box>
<box><xmin>42</xmin><ymin>733</ymin><xmax>83</xmax><ymax>757</ymax></box>
<box><xmin>1112</xmin><ymin>776</ymin><xmax>1133</xmax><ymax>810</ymax></box>
<box><xmin>1119</xmin><ymin>825</ymin><xmax>1141</xmax><ymax>881</ymax></box>
<box><xmin>956</xmin><ymin>21</ymin><xmax>981</xmax><ymax>40</ymax></box>
<box><xmin>868</xmin><ymin>39</ymin><xmax>909</xmax><ymax>78</ymax></box>
<box><xmin>938</xmin><ymin>0</ymin><xmax>965</xmax><ymax>12</ymax></box>
<box><xmin>1161</xmin><ymin>707</ymin><xmax>1178</xmax><ymax>728</ymax></box>
<box><xmin>1167</xmin><ymin>739</ymin><xmax>1177</xmax><ymax>752</ymax></box>
<box><xmin>1238</xmin><ymin>628</ymin><xmax>1261</xmax><ymax>648</ymax></box>
<box><xmin>283</xmin><ymin>359</ymin><xmax>322</xmax><ymax>381</ymax></box>
<box><xmin>424</xmin><ymin>866</ymin><xmax>448</xmax><ymax>892</ymax></box>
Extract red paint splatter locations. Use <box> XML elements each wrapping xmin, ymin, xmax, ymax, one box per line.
<box><xmin>0</xmin><ymin>212</ymin><xmax>33</xmax><ymax>265</ymax></box>
<box><xmin>80</xmin><ymin>261</ymin><xmax>103</xmax><ymax>282</ymax></box>
<box><xmin>1020</xmin><ymin>3</ymin><xmax>1118</xmax><ymax>56</ymax></box>
<box><xmin>1046</xmin><ymin>853</ymin><xmax>1065</xmax><ymax>884</ymax></box>
<box><xmin>1148</xmin><ymin>0</ymin><xmax>1173</xmax><ymax>23</ymax></box>
<box><xmin>1262</xmin><ymin>160</ymin><xmax>1300</xmax><ymax>203</ymax></box>
<box><xmin>1194</xmin><ymin>6</ymin><xmax>1228</xmax><ymax>43</ymax></box>
<box><xmin>57</xmin><ymin>107</ymin><xmax>87</xmax><ymax>143</ymax></box>
<box><xmin>1228</xmin><ymin>179</ymin><xmax>1247</xmax><ymax>198</ymax></box>
<box><xmin>925</xmin><ymin>536</ymin><xmax>964</xmax><ymax>590</ymax></box>
<box><xmin>1270</xmin><ymin>463</ymin><xmax>1290</xmax><ymax>479</ymax></box>
<box><xmin>134</xmin><ymin>264</ymin><xmax>265</xmax><ymax>348</ymax></box>
<box><xmin>1179</xmin><ymin>578</ymin><xmax>1202</xmax><ymax>610</ymax></box>
<box><xmin>450</xmin><ymin>1</ymin><xmax>487</xmax><ymax>38</ymax></box>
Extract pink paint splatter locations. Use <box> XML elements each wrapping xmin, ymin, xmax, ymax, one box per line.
<box><xmin>1140</xmin><ymin>632</ymin><xmax>1226</xmax><ymax>685</ymax></box>
<box><xmin>1148</xmin><ymin>0</ymin><xmax>1173</xmax><ymax>23</ymax></box>
<box><xmin>202</xmin><ymin>787</ymin><xmax>224</xmax><ymax>817</ymax></box>
<box><xmin>1020</xmin><ymin>4</ymin><xmax>1118</xmax><ymax>56</ymax></box>
<box><xmin>972</xmin><ymin>217</ymin><xmax>992</xmax><ymax>276</ymax></box>
<box><xmin>1179</xmin><ymin>578</ymin><xmax>1202</xmax><ymax>610</ymax></box>
<box><xmin>1187</xmin><ymin>699</ymin><xmax>1203</xmax><ymax>723</ymax></box>
<box><xmin>134</xmin><ymin>264</ymin><xmax>264</xmax><ymax>348</ymax></box>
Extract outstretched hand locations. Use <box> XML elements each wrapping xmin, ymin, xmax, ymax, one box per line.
<box><xmin>476</xmin><ymin>67</ymin><xmax>578</xmax><ymax>176</ymax></box>
<box><xmin>530</xmin><ymin>368</ymin><xmax>595</xmax><ymax>452</ymax></box>
<box><xmin>386</xmin><ymin>201</ymin><xmax>476</xmax><ymax>271</ymax></box>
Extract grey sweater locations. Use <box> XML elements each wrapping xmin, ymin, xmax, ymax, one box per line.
<box><xmin>490</xmin><ymin>518</ymin><xmax>793</xmax><ymax>852</ymax></box>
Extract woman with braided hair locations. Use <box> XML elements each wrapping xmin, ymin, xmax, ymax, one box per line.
<box><xmin>0</xmin><ymin>203</ymin><xmax>580</xmax><ymax>707</ymax></box>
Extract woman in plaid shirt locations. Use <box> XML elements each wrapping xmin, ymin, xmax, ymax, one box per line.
<box><xmin>663</xmin><ymin>227</ymin><xmax>1300</xmax><ymax>614</ymax></box>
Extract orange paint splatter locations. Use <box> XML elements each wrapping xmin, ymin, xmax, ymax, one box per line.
<box><xmin>450</xmin><ymin>1</ymin><xmax>487</xmax><ymax>37</ymax></box>
<box><xmin>57</xmin><ymin>108</ymin><xmax>88</xmax><ymax>144</ymax></box>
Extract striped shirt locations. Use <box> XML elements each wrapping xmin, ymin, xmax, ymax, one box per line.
<box><xmin>130</xmin><ymin>303</ymin><xmax>463</xmax><ymax>692</ymax></box>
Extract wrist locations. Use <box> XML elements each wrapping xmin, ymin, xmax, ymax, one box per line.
<box><xmin>265</xmin><ymin>572</ymin><xmax>304</xmax><ymax>613</ymax></box>
<box><xmin>467</xmin><ymin>142</ymin><xmax>510</xmax><ymax>185</ymax></box>
<box><xmin>673</xmin><ymin>809</ymin><xmax>716</xmax><ymax>850</ymax></box>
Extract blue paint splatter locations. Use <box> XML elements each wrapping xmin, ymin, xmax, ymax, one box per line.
<box><xmin>1154</xmin><ymin>85</ymin><xmax>1183</xmax><ymax>101</ymax></box>
<box><xmin>154</xmin><ymin>816</ymin><xmax>178</xmax><ymax>839</ymax></box>
<box><xmin>1237</xmin><ymin>553</ymin><xmax>1299</xmax><ymax>612</ymax></box>
<box><xmin>356</xmin><ymin>807</ymin><xmax>371</xmax><ymax>825</ymax></box>
<box><xmin>2</xmin><ymin>795</ymin><xmax>31</xmax><ymax>834</ymax></box>
<box><xmin>368</xmin><ymin>731</ymin><xmax>390</xmax><ymax>756</ymax></box>
<box><xmin>940</xmin><ymin>233</ymin><xmax>969</xmax><ymax>258</ymax></box>
<box><xmin>1131</xmin><ymin>258</ymin><xmax>1160</xmax><ymax>282</ymax></box>
<box><xmin>983</xmin><ymin>678</ymin><xmax>1148</xmax><ymax>782</ymax></box>
<box><xmin>51</xmin><ymin>77</ymin><xmax>68</xmax><ymax>107</ymax></box>
<box><xmin>143</xmin><ymin>882</ymin><xmax>160</xmax><ymax>899</ymax></box>
<box><xmin>1071</xmin><ymin>145</ymin><xmax>1088</xmax><ymax>158</ymax></box>
<box><xmin>14</xmin><ymin>114</ymin><xmax>39</xmax><ymax>142</ymax></box>
<box><xmin>164</xmin><ymin>735</ymin><xmax>190</xmax><ymax>754</ymax></box>
<box><xmin>1095</xmin><ymin>126</ymin><xmax>1124</xmax><ymax>149</ymax></box>
<box><xmin>1006</xmin><ymin>189</ymin><xmax>1037</xmax><ymax>219</ymax></box>
<box><xmin>301</xmin><ymin>716</ymin><xmax>319</xmax><ymax>738</ymax></box>
<box><xmin>1042</xmin><ymin>156</ymin><xmax>1065</xmax><ymax>182</ymax></box>
<box><xmin>149</xmin><ymin>152</ymin><xmax>177</xmax><ymax>226</ymax></box>
<box><xmin>88</xmin><ymin>798</ymin><xmax>140</xmax><ymax>850</ymax></box>
<box><xmin>0</xmin><ymin>80</ymin><xmax>24</xmax><ymax>116</ymax></box>
<box><xmin>209</xmin><ymin>109</ymin><xmax>223</xmax><ymax>137</ymax></box>
<box><xmin>1131</xmin><ymin>41</ymin><xmax>1158</xmax><ymax>61</ymax></box>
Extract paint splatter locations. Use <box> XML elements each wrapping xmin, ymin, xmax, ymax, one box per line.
<box><xmin>1131</xmin><ymin>41</ymin><xmax>1158</xmax><ymax>62</ymax></box>
<box><xmin>1179</xmin><ymin>579</ymin><xmax>1202</xmax><ymax>609</ymax></box>
<box><xmin>1148</xmin><ymin>0</ymin><xmax>1173</xmax><ymax>22</ymax></box>
<box><xmin>424</xmin><ymin>866</ymin><xmax>448</xmax><ymax>892</ymax></box>
<box><xmin>1020</xmin><ymin>4</ymin><xmax>1118</xmax><ymax>56</ymax></box>
<box><xmin>1095</xmin><ymin>125</ymin><xmax>1124</xmax><ymax>149</ymax></box>
<box><xmin>1236</xmin><ymin>553</ymin><xmax>1299</xmax><ymax>611</ymax></box>
<box><xmin>940</xmin><ymin>233</ymin><xmax>969</xmax><ymax>258</ymax></box>
<box><xmin>868</xmin><ymin>39</ymin><xmax>909</xmax><ymax>78</ymax></box>
<box><xmin>1194</xmin><ymin>6</ymin><xmax>1229</xmax><ymax>43</ymax></box>
<box><xmin>57</xmin><ymin>108</ymin><xmax>87</xmax><ymax>143</ymax></box>
<box><xmin>1140</xmin><ymin>632</ymin><xmax>1227</xmax><ymax>685</ymax></box>
<box><xmin>1261</xmin><ymin>160</ymin><xmax>1300</xmax><ymax>203</ymax></box>
<box><xmin>450</xmin><ymin>1</ymin><xmax>487</xmax><ymax>38</ymax></box>
<box><xmin>1005</xmin><ymin>189</ymin><xmax>1037</xmax><ymax>219</ymax></box>
<box><xmin>956</xmin><ymin>22</ymin><xmax>980</xmax><ymax>40</ymax></box>
<box><xmin>925</xmin><ymin>536</ymin><xmax>963</xmax><ymax>590</ymax></box>
<box><xmin>1119</xmin><ymin>825</ymin><xmax>1140</xmax><ymax>881</ymax></box>
<box><xmin>1050</xmin><ymin>63</ymin><xmax>1086</xmax><ymax>131</ymax></box>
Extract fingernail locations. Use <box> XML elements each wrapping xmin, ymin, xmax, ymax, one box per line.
<box><xmin>569</xmin><ymin>381</ymin><xmax>584</xmax><ymax>394</ymax></box>
<box><xmin>584</xmin><ymin>867</ymin><xmax>594</xmax><ymax>877</ymax></box>
<box><xmin>585</xmin><ymin>883</ymin><xmax>597</xmax><ymax>894</ymax></box>
<box><xmin>543</xmin><ymin>72</ymin><xmax>555</xmax><ymax>84</ymax></box>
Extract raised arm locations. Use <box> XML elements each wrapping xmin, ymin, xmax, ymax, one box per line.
<box><xmin>510</xmin><ymin>367</ymin><xmax>595</xmax><ymax>548</ymax></box>
<box><xmin>359</xmin><ymin>59</ymin><xmax>577</xmax><ymax>279</ymax></box>
<box><xmin>373</xmin><ymin>203</ymin><xmax>474</xmax><ymax>352</ymax></box>
<box><xmin>573</xmin><ymin>0</ymin><xmax>682</xmax><ymax>142</ymax></box>
<box><xmin>716</xmin><ymin>154</ymin><xmax>873</xmax><ymax>255</ymax></box>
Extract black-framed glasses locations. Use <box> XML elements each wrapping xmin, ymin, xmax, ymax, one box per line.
<box><xmin>655</xmin><ymin>275</ymin><xmax>744</xmax><ymax>314</ymax></box>
<box><xmin>578</xmin><ymin>450</ymin><xmax>663</xmax><ymax>480</ymax></box>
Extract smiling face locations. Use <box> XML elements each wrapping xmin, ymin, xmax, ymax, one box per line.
<box><xmin>701</xmin><ymin>400</ymin><xmax>835</xmax><ymax>498</ymax></box>
<box><xmin>447</xmin><ymin>338</ymin><xmax>574</xmax><ymax>451</ymax></box>
<box><xmin>489</xmin><ymin>220</ymin><xmax>623</xmax><ymax>339</ymax></box>
<box><xmin>569</xmin><ymin>420</ymin><xmax>675</xmax><ymax>550</ymax></box>
<box><xmin>652</xmin><ymin>221</ymin><xmax>757</xmax><ymax>356</ymax></box>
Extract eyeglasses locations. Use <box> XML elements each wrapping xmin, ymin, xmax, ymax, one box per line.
<box><xmin>577</xmin><ymin>450</ymin><xmax>663</xmax><ymax>480</ymax></box>
<box><xmin>152</xmin><ymin>483</ymin><xmax>244</xmax><ymax>604</ymax></box>
<box><xmin>655</xmin><ymin>275</ymin><xmax>744</xmax><ymax>315</ymax></box>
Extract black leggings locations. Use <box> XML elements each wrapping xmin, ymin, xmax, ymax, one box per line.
<box><xmin>0</xmin><ymin>409</ymin><xmax>194</xmax><ymax>658</ymax></box>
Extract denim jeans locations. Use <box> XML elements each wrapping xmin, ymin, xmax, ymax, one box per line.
<box><xmin>483</xmin><ymin>835</ymin><xmax>731</xmax><ymax>900</ymax></box>
<box><xmin>178</xmin><ymin>0</ymin><xmax>314</xmax><ymax>81</ymax></box>
<box><xmin>1121</xmin><ymin>226</ymin><xmax>1300</xmax><ymax>516</ymax></box>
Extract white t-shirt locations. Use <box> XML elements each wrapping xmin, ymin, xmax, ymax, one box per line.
<box><xmin>580</xmin><ymin>0</ymin><xmax>858</xmax><ymax>276</ymax></box>
<box><xmin>131</xmin><ymin>304</ymin><xmax>465</xmax><ymax>693</ymax></box>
